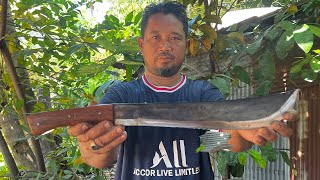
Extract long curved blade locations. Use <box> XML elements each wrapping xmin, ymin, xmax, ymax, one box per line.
<box><xmin>114</xmin><ymin>89</ymin><xmax>300</xmax><ymax>129</ymax></box>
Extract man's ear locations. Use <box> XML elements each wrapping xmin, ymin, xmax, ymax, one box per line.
<box><xmin>138</xmin><ymin>37</ymin><xmax>144</xmax><ymax>51</ymax></box>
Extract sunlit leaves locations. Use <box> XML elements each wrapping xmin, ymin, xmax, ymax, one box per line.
<box><xmin>238</xmin><ymin>152</ymin><xmax>248</xmax><ymax>166</ymax></box>
<box><xmin>248</xmin><ymin>149</ymin><xmax>267</xmax><ymax>168</ymax></box>
<box><xmin>310</xmin><ymin>58</ymin><xmax>320</xmax><ymax>73</ymax></box>
<box><xmin>125</xmin><ymin>11</ymin><xmax>134</xmax><ymax>26</ymax></box>
<box><xmin>293</xmin><ymin>24</ymin><xmax>314</xmax><ymax>53</ymax></box>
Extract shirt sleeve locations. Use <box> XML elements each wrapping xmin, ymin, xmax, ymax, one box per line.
<box><xmin>201</xmin><ymin>81</ymin><xmax>225</xmax><ymax>102</ymax></box>
<box><xmin>100</xmin><ymin>84</ymin><xmax>127</xmax><ymax>104</ymax></box>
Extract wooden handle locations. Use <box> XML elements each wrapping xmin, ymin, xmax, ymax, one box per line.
<box><xmin>26</xmin><ymin>105</ymin><xmax>114</xmax><ymax>136</ymax></box>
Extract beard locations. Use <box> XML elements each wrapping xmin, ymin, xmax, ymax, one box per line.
<box><xmin>156</xmin><ymin>65</ymin><xmax>181</xmax><ymax>77</ymax></box>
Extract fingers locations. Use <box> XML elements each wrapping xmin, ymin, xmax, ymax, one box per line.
<box><xmin>272</xmin><ymin>121</ymin><xmax>293</xmax><ymax>137</ymax></box>
<box><xmin>252</xmin><ymin>127</ymin><xmax>278</xmax><ymax>146</ymax></box>
<box><xmin>68</xmin><ymin>122</ymin><xmax>93</xmax><ymax>137</ymax></box>
<box><xmin>283</xmin><ymin>110</ymin><xmax>298</xmax><ymax>121</ymax></box>
<box><xmin>77</xmin><ymin>121</ymin><xmax>113</xmax><ymax>142</ymax></box>
<box><xmin>94</xmin><ymin>130</ymin><xmax>127</xmax><ymax>154</ymax></box>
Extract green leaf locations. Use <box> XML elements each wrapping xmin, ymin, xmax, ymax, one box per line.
<box><xmin>126</xmin><ymin>65</ymin><xmax>132</xmax><ymax>82</ymax></box>
<box><xmin>15</xmin><ymin>99</ymin><xmax>24</xmax><ymax>110</ymax></box>
<box><xmin>134</xmin><ymin>11</ymin><xmax>142</xmax><ymax>25</ymax></box>
<box><xmin>199</xmin><ymin>24</ymin><xmax>217</xmax><ymax>42</ymax></box>
<box><xmin>228</xmin><ymin>152</ymin><xmax>239</xmax><ymax>166</ymax></box>
<box><xmin>276</xmin><ymin>30</ymin><xmax>294</xmax><ymax>59</ymax></box>
<box><xmin>211</xmin><ymin>77</ymin><xmax>230</xmax><ymax>97</ymax></box>
<box><xmin>280</xmin><ymin>151</ymin><xmax>293</xmax><ymax>169</ymax></box>
<box><xmin>216</xmin><ymin>151</ymin><xmax>229</xmax><ymax>177</ymax></box>
<box><xmin>66</xmin><ymin>44</ymin><xmax>83</xmax><ymax>56</ymax></box>
<box><xmin>230</xmin><ymin>163</ymin><xmax>244</xmax><ymax>177</ymax></box>
<box><xmin>259</xmin><ymin>142</ymin><xmax>277</xmax><ymax>162</ymax></box>
<box><xmin>278</xmin><ymin>21</ymin><xmax>295</xmax><ymax>31</ymax></box>
<box><xmin>307</xmin><ymin>24</ymin><xmax>320</xmax><ymax>38</ymax></box>
<box><xmin>75</xmin><ymin>63</ymin><xmax>109</xmax><ymax>76</ymax></box>
<box><xmin>293</xmin><ymin>24</ymin><xmax>314</xmax><ymax>53</ymax></box>
<box><xmin>274</xmin><ymin>12</ymin><xmax>285</xmax><ymax>24</ymax></box>
<box><xmin>290</xmin><ymin>58</ymin><xmax>310</xmax><ymax>74</ymax></box>
<box><xmin>259</xmin><ymin>51</ymin><xmax>275</xmax><ymax>80</ymax></box>
<box><xmin>248</xmin><ymin>149</ymin><xmax>267</xmax><ymax>168</ymax></box>
<box><xmin>202</xmin><ymin>15</ymin><xmax>222</xmax><ymax>24</ymax></box>
<box><xmin>310</xmin><ymin>58</ymin><xmax>320</xmax><ymax>73</ymax></box>
<box><xmin>246</xmin><ymin>37</ymin><xmax>262</xmax><ymax>55</ymax></box>
<box><xmin>238</xmin><ymin>152</ymin><xmax>248</xmax><ymax>166</ymax></box>
<box><xmin>125</xmin><ymin>11</ymin><xmax>134</xmax><ymax>25</ymax></box>
<box><xmin>301</xmin><ymin>69</ymin><xmax>318</xmax><ymax>82</ymax></box>
<box><xmin>233</xmin><ymin>66</ymin><xmax>250</xmax><ymax>84</ymax></box>
<box><xmin>196</xmin><ymin>143</ymin><xmax>205</xmax><ymax>153</ymax></box>
<box><xmin>265</xmin><ymin>28</ymin><xmax>280</xmax><ymax>40</ymax></box>
<box><xmin>255</xmin><ymin>80</ymin><xmax>272</xmax><ymax>95</ymax></box>
<box><xmin>313</xmin><ymin>49</ymin><xmax>320</xmax><ymax>54</ymax></box>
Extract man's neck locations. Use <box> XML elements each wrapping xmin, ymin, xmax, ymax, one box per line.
<box><xmin>144</xmin><ymin>71</ymin><xmax>182</xmax><ymax>87</ymax></box>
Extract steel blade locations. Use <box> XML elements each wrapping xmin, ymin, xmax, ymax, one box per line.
<box><xmin>113</xmin><ymin>89</ymin><xmax>300</xmax><ymax>129</ymax></box>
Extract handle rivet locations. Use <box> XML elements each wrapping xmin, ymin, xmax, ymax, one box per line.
<box><xmin>36</xmin><ymin>123</ymin><xmax>40</xmax><ymax>126</ymax></box>
<box><xmin>68</xmin><ymin>115</ymin><xmax>71</xmax><ymax>118</ymax></box>
<box><xmin>98</xmin><ymin>112</ymin><xmax>101</xmax><ymax>115</ymax></box>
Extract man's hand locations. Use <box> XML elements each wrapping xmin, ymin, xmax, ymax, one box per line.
<box><xmin>68</xmin><ymin>120</ymin><xmax>127</xmax><ymax>169</ymax></box>
<box><xmin>224</xmin><ymin>112</ymin><xmax>297</xmax><ymax>152</ymax></box>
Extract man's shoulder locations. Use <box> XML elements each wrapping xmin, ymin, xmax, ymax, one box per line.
<box><xmin>111</xmin><ymin>78</ymin><xmax>143</xmax><ymax>90</ymax></box>
<box><xmin>185</xmin><ymin>78</ymin><xmax>214</xmax><ymax>88</ymax></box>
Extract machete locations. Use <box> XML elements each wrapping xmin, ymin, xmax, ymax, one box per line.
<box><xmin>27</xmin><ymin>89</ymin><xmax>300</xmax><ymax>136</ymax></box>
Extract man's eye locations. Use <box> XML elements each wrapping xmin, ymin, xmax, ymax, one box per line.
<box><xmin>171</xmin><ymin>37</ymin><xmax>181</xmax><ymax>40</ymax></box>
<box><xmin>152</xmin><ymin>36</ymin><xmax>159</xmax><ymax>39</ymax></box>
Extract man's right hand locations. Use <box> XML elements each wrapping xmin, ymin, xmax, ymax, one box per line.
<box><xmin>68</xmin><ymin>120</ymin><xmax>127</xmax><ymax>168</ymax></box>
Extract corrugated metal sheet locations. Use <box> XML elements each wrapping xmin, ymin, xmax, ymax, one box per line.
<box><xmin>287</xmin><ymin>85</ymin><xmax>320</xmax><ymax>180</ymax></box>
<box><xmin>213</xmin><ymin>64</ymin><xmax>291</xmax><ymax>180</ymax></box>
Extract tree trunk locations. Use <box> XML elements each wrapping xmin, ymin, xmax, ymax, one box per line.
<box><xmin>0</xmin><ymin>112</ymin><xmax>37</xmax><ymax>170</ymax></box>
<box><xmin>0</xmin><ymin>129</ymin><xmax>19</xmax><ymax>178</ymax></box>
<box><xmin>0</xmin><ymin>0</ymin><xmax>46</xmax><ymax>172</ymax></box>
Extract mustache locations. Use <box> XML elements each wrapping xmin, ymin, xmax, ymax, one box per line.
<box><xmin>157</xmin><ymin>51</ymin><xmax>175</xmax><ymax>58</ymax></box>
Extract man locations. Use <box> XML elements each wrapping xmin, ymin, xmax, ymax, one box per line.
<box><xmin>68</xmin><ymin>2</ymin><xmax>294</xmax><ymax>179</ymax></box>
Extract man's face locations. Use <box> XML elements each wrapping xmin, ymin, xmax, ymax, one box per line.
<box><xmin>138</xmin><ymin>13</ymin><xmax>188</xmax><ymax>77</ymax></box>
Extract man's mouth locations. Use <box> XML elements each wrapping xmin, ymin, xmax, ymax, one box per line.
<box><xmin>157</xmin><ymin>52</ymin><xmax>175</xmax><ymax>61</ymax></box>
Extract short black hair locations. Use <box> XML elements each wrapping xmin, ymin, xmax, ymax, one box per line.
<box><xmin>140</xmin><ymin>1</ymin><xmax>188</xmax><ymax>39</ymax></box>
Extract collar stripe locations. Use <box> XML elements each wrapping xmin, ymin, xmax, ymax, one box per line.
<box><xmin>142</xmin><ymin>74</ymin><xmax>186</xmax><ymax>93</ymax></box>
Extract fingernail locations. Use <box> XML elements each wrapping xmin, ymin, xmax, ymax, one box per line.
<box><xmin>255</xmin><ymin>137</ymin><xmax>263</xmax><ymax>143</ymax></box>
<box><xmin>116</xmin><ymin>127</ymin><xmax>123</xmax><ymax>133</ymax></box>
<box><xmin>121</xmin><ymin>131</ymin><xmax>127</xmax><ymax>139</ymax></box>
<box><xmin>104</xmin><ymin>121</ymin><xmax>111</xmax><ymax>128</ymax></box>
<box><xmin>82</xmin><ymin>124</ymin><xmax>89</xmax><ymax>131</ymax></box>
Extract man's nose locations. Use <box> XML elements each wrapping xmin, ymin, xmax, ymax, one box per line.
<box><xmin>159</xmin><ymin>39</ymin><xmax>172</xmax><ymax>51</ymax></box>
